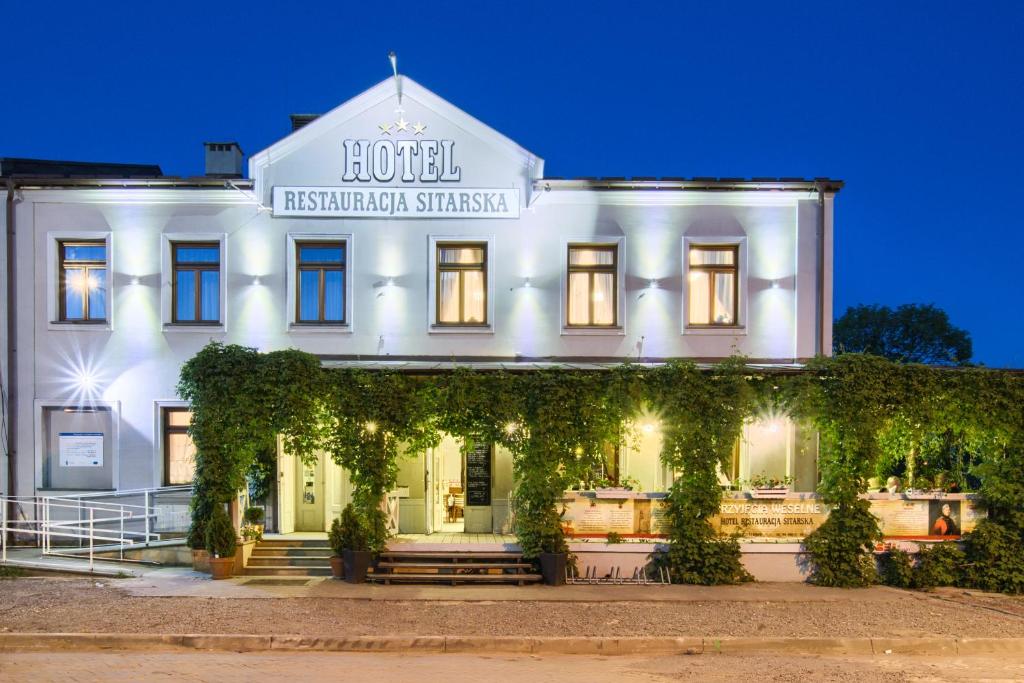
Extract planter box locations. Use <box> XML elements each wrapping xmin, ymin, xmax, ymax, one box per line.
<box><xmin>343</xmin><ymin>549</ymin><xmax>372</xmax><ymax>584</ymax></box>
<box><xmin>234</xmin><ymin>538</ymin><xmax>258</xmax><ymax>574</ymax></box>
<box><xmin>209</xmin><ymin>556</ymin><xmax>234</xmax><ymax>580</ymax></box>
<box><xmin>539</xmin><ymin>552</ymin><xmax>567</xmax><ymax>586</ymax></box>
<box><xmin>191</xmin><ymin>549</ymin><xmax>210</xmax><ymax>573</ymax></box>
<box><xmin>330</xmin><ymin>555</ymin><xmax>344</xmax><ymax>579</ymax></box>
<box><xmin>750</xmin><ymin>487</ymin><xmax>789</xmax><ymax>499</ymax></box>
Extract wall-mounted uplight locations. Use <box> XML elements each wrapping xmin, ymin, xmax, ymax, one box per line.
<box><xmin>522</xmin><ymin>277</ymin><xmax>532</xmax><ymax>288</ymax></box>
<box><xmin>770</xmin><ymin>279</ymin><xmax>780</xmax><ymax>290</ymax></box>
<box><xmin>130</xmin><ymin>276</ymin><xmax>141</xmax><ymax>286</ymax></box>
<box><xmin>647</xmin><ymin>279</ymin><xmax>659</xmax><ymax>289</ymax></box>
<box><xmin>364</xmin><ymin>421</ymin><xmax>378</xmax><ymax>434</ymax></box>
<box><xmin>385</xmin><ymin>277</ymin><xmax>395</xmax><ymax>288</ymax></box>
<box><xmin>504</xmin><ymin>421</ymin><xmax>519</xmax><ymax>435</ymax></box>
<box><xmin>641</xmin><ymin>422</ymin><xmax>656</xmax><ymax>435</ymax></box>
<box><xmin>252</xmin><ymin>276</ymin><xmax>262</xmax><ymax>286</ymax></box>
<box><xmin>76</xmin><ymin>369</ymin><xmax>97</xmax><ymax>392</ymax></box>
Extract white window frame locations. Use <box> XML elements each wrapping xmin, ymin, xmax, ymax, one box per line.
<box><xmin>161</xmin><ymin>233</ymin><xmax>227</xmax><ymax>332</ymax></box>
<box><xmin>682</xmin><ymin>236</ymin><xmax>748</xmax><ymax>336</ymax></box>
<box><xmin>154</xmin><ymin>399</ymin><xmax>191</xmax><ymax>488</ymax></box>
<box><xmin>34</xmin><ymin>399</ymin><xmax>120</xmax><ymax>492</ymax></box>
<box><xmin>427</xmin><ymin>235</ymin><xmax>495</xmax><ymax>334</ymax></box>
<box><xmin>46</xmin><ymin>231</ymin><xmax>113</xmax><ymax>331</ymax></box>
<box><xmin>561</xmin><ymin>236</ymin><xmax>626</xmax><ymax>336</ymax></box>
<box><xmin>285</xmin><ymin>233</ymin><xmax>354</xmax><ymax>333</ymax></box>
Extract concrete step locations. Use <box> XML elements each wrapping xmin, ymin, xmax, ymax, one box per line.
<box><xmin>369</xmin><ymin>572</ymin><xmax>543</xmax><ymax>585</ymax></box>
<box><xmin>251</xmin><ymin>547</ymin><xmax>330</xmax><ymax>557</ymax></box>
<box><xmin>243</xmin><ymin>566</ymin><xmax>332</xmax><ymax>577</ymax></box>
<box><xmin>256</xmin><ymin>540</ymin><xmax>330</xmax><ymax>549</ymax></box>
<box><xmin>376</xmin><ymin>561</ymin><xmax>532</xmax><ymax>571</ymax></box>
<box><xmin>379</xmin><ymin>551</ymin><xmax>523</xmax><ymax>561</ymax></box>
<box><xmin>247</xmin><ymin>556</ymin><xmax>332</xmax><ymax>567</ymax></box>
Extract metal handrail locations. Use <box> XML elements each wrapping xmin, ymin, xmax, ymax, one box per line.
<box><xmin>1</xmin><ymin>485</ymin><xmax>193</xmax><ymax>571</ymax></box>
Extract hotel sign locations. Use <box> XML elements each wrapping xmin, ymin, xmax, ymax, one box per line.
<box><xmin>272</xmin><ymin>135</ymin><xmax>520</xmax><ymax>218</ymax></box>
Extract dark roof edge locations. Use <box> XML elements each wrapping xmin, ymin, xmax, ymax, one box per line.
<box><xmin>2</xmin><ymin>177</ymin><xmax>253</xmax><ymax>189</ymax></box>
<box><xmin>536</xmin><ymin>178</ymin><xmax>844</xmax><ymax>193</ymax></box>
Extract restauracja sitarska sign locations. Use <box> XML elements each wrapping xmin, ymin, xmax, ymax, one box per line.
<box><xmin>273</xmin><ymin>136</ymin><xmax>520</xmax><ymax>219</ymax></box>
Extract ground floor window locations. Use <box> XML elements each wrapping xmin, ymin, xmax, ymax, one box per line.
<box><xmin>163</xmin><ymin>408</ymin><xmax>196</xmax><ymax>485</ymax></box>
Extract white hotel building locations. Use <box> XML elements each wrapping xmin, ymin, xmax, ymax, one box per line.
<box><xmin>1</xmin><ymin>75</ymin><xmax>840</xmax><ymax>537</ymax></box>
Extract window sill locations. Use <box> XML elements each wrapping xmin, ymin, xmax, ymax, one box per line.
<box><xmin>163</xmin><ymin>323</ymin><xmax>226</xmax><ymax>334</ymax></box>
<box><xmin>561</xmin><ymin>326</ymin><xmax>626</xmax><ymax>337</ymax></box>
<box><xmin>288</xmin><ymin>323</ymin><xmax>353</xmax><ymax>334</ymax></box>
<box><xmin>429</xmin><ymin>325</ymin><xmax>494</xmax><ymax>335</ymax></box>
<box><xmin>48</xmin><ymin>321</ymin><xmax>111</xmax><ymax>332</ymax></box>
<box><xmin>684</xmin><ymin>325</ymin><xmax>747</xmax><ymax>336</ymax></box>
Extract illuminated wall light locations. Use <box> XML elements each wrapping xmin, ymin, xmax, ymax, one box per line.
<box><xmin>770</xmin><ymin>279</ymin><xmax>780</xmax><ymax>289</ymax></box>
<box><xmin>385</xmin><ymin>277</ymin><xmax>395</xmax><ymax>287</ymax></box>
<box><xmin>130</xmin><ymin>276</ymin><xmax>141</xmax><ymax>286</ymax></box>
<box><xmin>76</xmin><ymin>369</ymin><xmax>97</xmax><ymax>392</ymax></box>
<box><xmin>648</xmin><ymin>279</ymin><xmax>659</xmax><ymax>289</ymax></box>
<box><xmin>641</xmin><ymin>422</ymin><xmax>656</xmax><ymax>434</ymax></box>
<box><xmin>523</xmin><ymin>277</ymin><xmax>532</xmax><ymax>288</ymax></box>
<box><xmin>504</xmin><ymin>422</ymin><xmax>519</xmax><ymax>435</ymax></box>
<box><xmin>364</xmin><ymin>421</ymin><xmax>378</xmax><ymax>434</ymax></box>
<box><xmin>252</xmin><ymin>276</ymin><xmax>262</xmax><ymax>286</ymax></box>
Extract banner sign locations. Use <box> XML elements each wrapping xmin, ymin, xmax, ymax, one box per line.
<box><xmin>272</xmin><ymin>186</ymin><xmax>519</xmax><ymax>219</ymax></box>
<box><xmin>465</xmin><ymin>442</ymin><xmax>492</xmax><ymax>506</ymax></box>
<box><xmin>560</xmin><ymin>493</ymin><xmax>985</xmax><ymax>539</ymax></box>
<box><xmin>58</xmin><ymin>432</ymin><xmax>103</xmax><ymax>467</ymax></box>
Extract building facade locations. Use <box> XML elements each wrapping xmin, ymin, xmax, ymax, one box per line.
<box><xmin>1</xmin><ymin>75</ymin><xmax>840</xmax><ymax>537</ymax></box>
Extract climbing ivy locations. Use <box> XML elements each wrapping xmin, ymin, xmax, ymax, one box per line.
<box><xmin>178</xmin><ymin>343</ymin><xmax>1024</xmax><ymax>590</ymax></box>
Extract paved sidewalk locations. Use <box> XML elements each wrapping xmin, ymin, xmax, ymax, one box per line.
<box><xmin>120</xmin><ymin>566</ymin><xmax>905</xmax><ymax>602</ymax></box>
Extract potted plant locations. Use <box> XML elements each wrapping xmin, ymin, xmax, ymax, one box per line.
<box><xmin>328</xmin><ymin>516</ymin><xmax>345</xmax><ymax>579</ymax></box>
<box><xmin>205</xmin><ymin>504</ymin><xmax>237</xmax><ymax>580</ymax></box>
<box><xmin>338</xmin><ymin>503</ymin><xmax>372</xmax><ymax>584</ymax></box>
<box><xmin>243</xmin><ymin>506</ymin><xmax>265</xmax><ymax>536</ymax></box>
<box><xmin>537</xmin><ymin>511</ymin><xmax>569</xmax><ymax>586</ymax></box>
<box><xmin>747</xmin><ymin>473</ymin><xmax>793</xmax><ymax>499</ymax></box>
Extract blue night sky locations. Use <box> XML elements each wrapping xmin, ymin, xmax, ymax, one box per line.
<box><xmin>4</xmin><ymin>2</ymin><xmax>1022</xmax><ymax>367</ymax></box>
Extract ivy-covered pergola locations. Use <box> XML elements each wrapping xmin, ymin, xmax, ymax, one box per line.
<box><xmin>178</xmin><ymin>342</ymin><xmax>1024</xmax><ymax>592</ymax></box>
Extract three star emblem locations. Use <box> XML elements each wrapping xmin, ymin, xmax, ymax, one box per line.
<box><xmin>378</xmin><ymin>119</ymin><xmax>426</xmax><ymax>136</ymax></box>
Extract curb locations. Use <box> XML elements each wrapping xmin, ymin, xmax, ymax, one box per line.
<box><xmin>2</xmin><ymin>633</ymin><xmax>1023</xmax><ymax>656</ymax></box>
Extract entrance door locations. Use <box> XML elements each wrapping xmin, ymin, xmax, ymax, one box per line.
<box><xmin>278</xmin><ymin>439</ymin><xmax>296</xmax><ymax>534</ymax></box>
<box><xmin>296</xmin><ymin>456</ymin><xmax>325</xmax><ymax>532</ymax></box>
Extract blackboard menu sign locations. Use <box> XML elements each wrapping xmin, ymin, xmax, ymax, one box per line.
<box><xmin>466</xmin><ymin>442</ymin><xmax>492</xmax><ymax>506</ymax></box>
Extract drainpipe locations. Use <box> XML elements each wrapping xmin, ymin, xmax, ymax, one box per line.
<box><xmin>5</xmin><ymin>179</ymin><xmax>16</xmax><ymax>513</ymax></box>
<box><xmin>814</xmin><ymin>182</ymin><xmax>827</xmax><ymax>357</ymax></box>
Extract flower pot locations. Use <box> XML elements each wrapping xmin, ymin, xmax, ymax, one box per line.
<box><xmin>330</xmin><ymin>555</ymin><xmax>344</xmax><ymax>580</ymax></box>
<box><xmin>539</xmin><ymin>552</ymin><xmax>567</xmax><ymax>586</ymax></box>
<box><xmin>342</xmin><ymin>549</ymin><xmax>372</xmax><ymax>584</ymax></box>
<box><xmin>209</xmin><ymin>556</ymin><xmax>234</xmax><ymax>580</ymax></box>
<box><xmin>191</xmin><ymin>549</ymin><xmax>210</xmax><ymax>573</ymax></box>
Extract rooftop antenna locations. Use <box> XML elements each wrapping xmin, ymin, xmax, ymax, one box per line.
<box><xmin>388</xmin><ymin>51</ymin><xmax>402</xmax><ymax>107</ymax></box>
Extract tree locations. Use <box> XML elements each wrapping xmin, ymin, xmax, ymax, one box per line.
<box><xmin>833</xmin><ymin>304</ymin><xmax>972</xmax><ymax>365</ymax></box>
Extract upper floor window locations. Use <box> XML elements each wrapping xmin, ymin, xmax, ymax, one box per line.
<box><xmin>296</xmin><ymin>242</ymin><xmax>346</xmax><ymax>323</ymax></box>
<box><xmin>688</xmin><ymin>245</ymin><xmax>738</xmax><ymax>326</ymax></box>
<box><xmin>59</xmin><ymin>241</ymin><xmax>107</xmax><ymax>322</ymax></box>
<box><xmin>163</xmin><ymin>407</ymin><xmax>195</xmax><ymax>486</ymax></box>
<box><xmin>172</xmin><ymin>243</ymin><xmax>220</xmax><ymax>323</ymax></box>
<box><xmin>436</xmin><ymin>243</ymin><xmax>487</xmax><ymax>325</ymax></box>
<box><xmin>567</xmin><ymin>244</ymin><xmax>617</xmax><ymax>327</ymax></box>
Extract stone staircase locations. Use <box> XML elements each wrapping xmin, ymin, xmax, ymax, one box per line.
<box><xmin>243</xmin><ymin>538</ymin><xmax>332</xmax><ymax>577</ymax></box>
<box><xmin>369</xmin><ymin>550</ymin><xmax>542</xmax><ymax>585</ymax></box>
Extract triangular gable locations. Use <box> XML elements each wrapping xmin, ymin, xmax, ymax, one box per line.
<box><xmin>250</xmin><ymin>76</ymin><xmax>544</xmax><ymax>211</ymax></box>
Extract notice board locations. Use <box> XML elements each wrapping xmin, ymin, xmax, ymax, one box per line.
<box><xmin>465</xmin><ymin>442</ymin><xmax>492</xmax><ymax>506</ymax></box>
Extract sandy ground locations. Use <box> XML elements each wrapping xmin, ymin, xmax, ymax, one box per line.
<box><xmin>1</xmin><ymin>577</ymin><xmax>1023</xmax><ymax>638</ymax></box>
<box><xmin>3</xmin><ymin>651</ymin><xmax>1024</xmax><ymax>683</ymax></box>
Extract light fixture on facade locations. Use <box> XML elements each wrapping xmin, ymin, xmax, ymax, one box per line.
<box><xmin>252</xmin><ymin>276</ymin><xmax>262</xmax><ymax>286</ymax></box>
<box><xmin>385</xmin><ymin>277</ymin><xmax>395</xmax><ymax>287</ymax></box>
<box><xmin>641</xmin><ymin>422</ymin><xmax>656</xmax><ymax>434</ymax></box>
<box><xmin>364</xmin><ymin>421</ymin><xmax>378</xmax><ymax>434</ymax></box>
<box><xmin>76</xmin><ymin>369</ymin><xmax>97</xmax><ymax>391</ymax></box>
<box><xmin>523</xmin><ymin>277</ymin><xmax>532</xmax><ymax>288</ymax></box>
<box><xmin>130</xmin><ymin>276</ymin><xmax>141</xmax><ymax>286</ymax></box>
<box><xmin>504</xmin><ymin>422</ymin><xmax>519</xmax><ymax>435</ymax></box>
<box><xmin>771</xmin><ymin>279</ymin><xmax>780</xmax><ymax>289</ymax></box>
<box><xmin>648</xmin><ymin>279</ymin><xmax>658</xmax><ymax>289</ymax></box>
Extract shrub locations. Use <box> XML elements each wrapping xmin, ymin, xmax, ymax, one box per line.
<box><xmin>243</xmin><ymin>506</ymin><xmax>264</xmax><ymax>525</ymax></box>
<box><xmin>204</xmin><ymin>504</ymin><xmax>237</xmax><ymax>559</ymax></box>
<box><xmin>330</xmin><ymin>504</ymin><xmax>370</xmax><ymax>553</ymax></box>
<box><xmin>804</xmin><ymin>498</ymin><xmax>881</xmax><ymax>587</ymax></box>
<box><xmin>606</xmin><ymin>532</ymin><xmax>624</xmax><ymax>544</ymax></box>
<box><xmin>912</xmin><ymin>542</ymin><xmax>965</xmax><ymax>590</ymax></box>
<box><xmin>961</xmin><ymin>520</ymin><xmax>1024</xmax><ymax>594</ymax></box>
<box><xmin>879</xmin><ymin>546</ymin><xmax>914</xmax><ymax>588</ymax></box>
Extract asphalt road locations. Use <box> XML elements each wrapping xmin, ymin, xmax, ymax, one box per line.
<box><xmin>3</xmin><ymin>651</ymin><xmax>1024</xmax><ymax>682</ymax></box>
